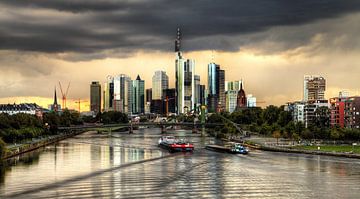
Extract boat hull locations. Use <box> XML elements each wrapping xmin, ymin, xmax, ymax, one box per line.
<box><xmin>159</xmin><ymin>143</ymin><xmax>194</xmax><ymax>153</ymax></box>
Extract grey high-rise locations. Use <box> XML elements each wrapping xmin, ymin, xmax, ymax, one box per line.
<box><xmin>114</xmin><ymin>74</ymin><xmax>132</xmax><ymax>114</ymax></box>
<box><xmin>90</xmin><ymin>81</ymin><xmax>101</xmax><ymax>114</ymax></box>
<box><xmin>152</xmin><ymin>71</ymin><xmax>169</xmax><ymax>100</ymax></box>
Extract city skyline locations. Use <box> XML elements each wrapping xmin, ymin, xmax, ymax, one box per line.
<box><xmin>1</xmin><ymin>1</ymin><xmax>360</xmax><ymax>111</ymax></box>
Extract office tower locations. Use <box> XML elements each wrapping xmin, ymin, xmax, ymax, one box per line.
<box><xmin>175</xmin><ymin>28</ymin><xmax>195</xmax><ymax>114</ymax></box>
<box><xmin>114</xmin><ymin>74</ymin><xmax>132</xmax><ymax>114</ymax></box>
<box><xmin>303</xmin><ymin>75</ymin><xmax>326</xmax><ymax>101</ymax></box>
<box><xmin>226</xmin><ymin>90</ymin><xmax>238</xmax><ymax>113</ymax></box>
<box><xmin>103</xmin><ymin>76</ymin><xmax>114</xmax><ymax>112</ymax></box>
<box><xmin>132</xmin><ymin>75</ymin><xmax>145</xmax><ymax>114</ymax></box>
<box><xmin>199</xmin><ymin>85</ymin><xmax>206</xmax><ymax>106</ymax></box>
<box><xmin>236</xmin><ymin>82</ymin><xmax>247</xmax><ymax>109</ymax></box>
<box><xmin>152</xmin><ymin>71</ymin><xmax>169</xmax><ymax>100</ymax></box>
<box><xmin>194</xmin><ymin>75</ymin><xmax>201</xmax><ymax>110</ymax></box>
<box><xmin>247</xmin><ymin>94</ymin><xmax>257</xmax><ymax>107</ymax></box>
<box><xmin>164</xmin><ymin>88</ymin><xmax>176</xmax><ymax>114</ymax></box>
<box><xmin>207</xmin><ymin>62</ymin><xmax>225</xmax><ymax>112</ymax></box>
<box><xmin>145</xmin><ymin>88</ymin><xmax>152</xmax><ymax>114</ymax></box>
<box><xmin>90</xmin><ymin>81</ymin><xmax>101</xmax><ymax>114</ymax></box>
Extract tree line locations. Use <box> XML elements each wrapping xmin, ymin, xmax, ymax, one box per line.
<box><xmin>207</xmin><ymin>105</ymin><xmax>360</xmax><ymax>141</ymax></box>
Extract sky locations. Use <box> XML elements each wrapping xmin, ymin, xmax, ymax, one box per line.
<box><xmin>1</xmin><ymin>0</ymin><xmax>360</xmax><ymax>111</ymax></box>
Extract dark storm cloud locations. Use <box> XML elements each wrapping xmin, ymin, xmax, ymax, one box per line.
<box><xmin>1</xmin><ymin>0</ymin><xmax>360</xmax><ymax>55</ymax></box>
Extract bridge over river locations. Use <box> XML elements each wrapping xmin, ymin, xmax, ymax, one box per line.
<box><xmin>1</xmin><ymin>128</ymin><xmax>359</xmax><ymax>198</ymax></box>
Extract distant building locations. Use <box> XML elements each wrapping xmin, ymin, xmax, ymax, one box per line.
<box><xmin>90</xmin><ymin>81</ymin><xmax>101</xmax><ymax>114</ymax></box>
<box><xmin>114</xmin><ymin>74</ymin><xmax>132</xmax><ymax>114</ymax></box>
<box><xmin>236</xmin><ymin>82</ymin><xmax>247</xmax><ymax>109</ymax></box>
<box><xmin>226</xmin><ymin>90</ymin><xmax>238</xmax><ymax>113</ymax></box>
<box><xmin>330</xmin><ymin>96</ymin><xmax>360</xmax><ymax>128</ymax></box>
<box><xmin>145</xmin><ymin>88</ymin><xmax>152</xmax><ymax>114</ymax></box>
<box><xmin>207</xmin><ymin>62</ymin><xmax>225</xmax><ymax>112</ymax></box>
<box><xmin>247</xmin><ymin>94</ymin><xmax>257</xmax><ymax>107</ymax></box>
<box><xmin>164</xmin><ymin>88</ymin><xmax>176</xmax><ymax>115</ymax></box>
<box><xmin>303</xmin><ymin>75</ymin><xmax>326</xmax><ymax>101</ymax></box>
<box><xmin>175</xmin><ymin>28</ymin><xmax>195</xmax><ymax>114</ymax></box>
<box><xmin>304</xmin><ymin>99</ymin><xmax>329</xmax><ymax>128</ymax></box>
<box><xmin>152</xmin><ymin>71</ymin><xmax>169</xmax><ymax>100</ymax></box>
<box><xmin>0</xmin><ymin>103</ymin><xmax>44</xmax><ymax>118</ymax></box>
<box><xmin>132</xmin><ymin>75</ymin><xmax>145</xmax><ymax>114</ymax></box>
<box><xmin>293</xmin><ymin>102</ymin><xmax>306</xmax><ymax>123</ymax></box>
<box><xmin>49</xmin><ymin>87</ymin><xmax>61</xmax><ymax>112</ymax></box>
<box><xmin>103</xmin><ymin>76</ymin><xmax>114</xmax><ymax>112</ymax></box>
<box><xmin>226</xmin><ymin>81</ymin><xmax>242</xmax><ymax>92</ymax></box>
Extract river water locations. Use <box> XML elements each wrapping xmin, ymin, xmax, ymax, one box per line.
<box><xmin>0</xmin><ymin>128</ymin><xmax>359</xmax><ymax>198</ymax></box>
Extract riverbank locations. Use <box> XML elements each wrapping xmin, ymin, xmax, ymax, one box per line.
<box><xmin>3</xmin><ymin>130</ymin><xmax>86</xmax><ymax>160</ymax></box>
<box><xmin>242</xmin><ymin>138</ymin><xmax>360</xmax><ymax>159</ymax></box>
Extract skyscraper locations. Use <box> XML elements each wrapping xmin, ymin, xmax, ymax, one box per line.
<box><xmin>194</xmin><ymin>75</ymin><xmax>201</xmax><ymax>110</ymax></box>
<box><xmin>303</xmin><ymin>75</ymin><xmax>326</xmax><ymax>101</ymax></box>
<box><xmin>90</xmin><ymin>81</ymin><xmax>101</xmax><ymax>114</ymax></box>
<box><xmin>132</xmin><ymin>75</ymin><xmax>145</xmax><ymax>114</ymax></box>
<box><xmin>152</xmin><ymin>71</ymin><xmax>169</xmax><ymax>100</ymax></box>
<box><xmin>207</xmin><ymin>62</ymin><xmax>225</xmax><ymax>112</ymax></box>
<box><xmin>114</xmin><ymin>74</ymin><xmax>132</xmax><ymax>114</ymax></box>
<box><xmin>103</xmin><ymin>76</ymin><xmax>114</xmax><ymax>112</ymax></box>
<box><xmin>226</xmin><ymin>90</ymin><xmax>238</xmax><ymax>113</ymax></box>
<box><xmin>175</xmin><ymin>28</ymin><xmax>195</xmax><ymax>114</ymax></box>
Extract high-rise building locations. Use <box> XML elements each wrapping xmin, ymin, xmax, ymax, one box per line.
<box><xmin>236</xmin><ymin>82</ymin><xmax>247</xmax><ymax>109</ymax></box>
<box><xmin>226</xmin><ymin>90</ymin><xmax>238</xmax><ymax>113</ymax></box>
<box><xmin>145</xmin><ymin>88</ymin><xmax>152</xmax><ymax>114</ymax></box>
<box><xmin>90</xmin><ymin>81</ymin><xmax>101</xmax><ymax>114</ymax></box>
<box><xmin>207</xmin><ymin>62</ymin><xmax>225</xmax><ymax>112</ymax></box>
<box><xmin>103</xmin><ymin>76</ymin><xmax>114</xmax><ymax>112</ymax></box>
<box><xmin>164</xmin><ymin>88</ymin><xmax>176</xmax><ymax>115</ymax></box>
<box><xmin>199</xmin><ymin>85</ymin><xmax>206</xmax><ymax>106</ymax></box>
<box><xmin>303</xmin><ymin>75</ymin><xmax>326</xmax><ymax>101</ymax></box>
<box><xmin>175</xmin><ymin>28</ymin><xmax>195</xmax><ymax>114</ymax></box>
<box><xmin>247</xmin><ymin>94</ymin><xmax>257</xmax><ymax>107</ymax></box>
<box><xmin>132</xmin><ymin>75</ymin><xmax>145</xmax><ymax>114</ymax></box>
<box><xmin>194</xmin><ymin>75</ymin><xmax>201</xmax><ymax>110</ymax></box>
<box><xmin>114</xmin><ymin>74</ymin><xmax>132</xmax><ymax>114</ymax></box>
<box><xmin>152</xmin><ymin>71</ymin><xmax>169</xmax><ymax>100</ymax></box>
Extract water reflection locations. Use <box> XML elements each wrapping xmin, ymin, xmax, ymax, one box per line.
<box><xmin>0</xmin><ymin>129</ymin><xmax>360</xmax><ymax>198</ymax></box>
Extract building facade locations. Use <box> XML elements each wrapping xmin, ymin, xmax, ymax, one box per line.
<box><xmin>226</xmin><ymin>90</ymin><xmax>238</xmax><ymax>113</ymax></box>
<box><xmin>236</xmin><ymin>82</ymin><xmax>247</xmax><ymax>109</ymax></box>
<box><xmin>207</xmin><ymin>63</ymin><xmax>225</xmax><ymax>112</ymax></box>
<box><xmin>247</xmin><ymin>94</ymin><xmax>257</xmax><ymax>107</ymax></box>
<box><xmin>304</xmin><ymin>75</ymin><xmax>326</xmax><ymax>101</ymax></box>
<box><xmin>175</xmin><ymin>28</ymin><xmax>195</xmax><ymax>114</ymax></box>
<box><xmin>90</xmin><ymin>81</ymin><xmax>101</xmax><ymax>114</ymax></box>
<box><xmin>114</xmin><ymin>74</ymin><xmax>132</xmax><ymax>114</ymax></box>
<box><xmin>152</xmin><ymin>71</ymin><xmax>169</xmax><ymax>100</ymax></box>
<box><xmin>103</xmin><ymin>76</ymin><xmax>114</xmax><ymax>112</ymax></box>
<box><xmin>132</xmin><ymin>75</ymin><xmax>145</xmax><ymax>114</ymax></box>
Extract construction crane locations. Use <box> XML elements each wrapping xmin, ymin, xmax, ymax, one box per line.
<box><xmin>58</xmin><ymin>81</ymin><xmax>70</xmax><ymax>109</ymax></box>
<box><xmin>75</xmin><ymin>99</ymin><xmax>88</xmax><ymax>113</ymax></box>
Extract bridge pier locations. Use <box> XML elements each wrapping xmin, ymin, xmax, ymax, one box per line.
<box><xmin>129</xmin><ymin>123</ymin><xmax>134</xmax><ymax>134</ymax></box>
<box><xmin>161</xmin><ymin>125</ymin><xmax>166</xmax><ymax>134</ymax></box>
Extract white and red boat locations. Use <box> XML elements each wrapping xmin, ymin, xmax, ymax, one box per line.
<box><xmin>158</xmin><ymin>136</ymin><xmax>194</xmax><ymax>153</ymax></box>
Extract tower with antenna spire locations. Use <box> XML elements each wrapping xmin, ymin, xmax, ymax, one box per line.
<box><xmin>49</xmin><ymin>86</ymin><xmax>60</xmax><ymax>112</ymax></box>
<box><xmin>175</xmin><ymin>27</ymin><xmax>195</xmax><ymax>114</ymax></box>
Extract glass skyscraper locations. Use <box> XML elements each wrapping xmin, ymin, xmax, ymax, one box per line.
<box><xmin>207</xmin><ymin>62</ymin><xmax>225</xmax><ymax>112</ymax></box>
<box><xmin>132</xmin><ymin>75</ymin><xmax>145</xmax><ymax>114</ymax></box>
<box><xmin>114</xmin><ymin>74</ymin><xmax>132</xmax><ymax>114</ymax></box>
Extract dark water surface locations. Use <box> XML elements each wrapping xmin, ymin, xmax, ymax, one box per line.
<box><xmin>1</xmin><ymin>128</ymin><xmax>359</xmax><ymax>198</ymax></box>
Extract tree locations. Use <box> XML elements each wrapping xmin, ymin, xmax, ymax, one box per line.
<box><xmin>262</xmin><ymin>105</ymin><xmax>281</xmax><ymax>125</ymax></box>
<box><xmin>0</xmin><ymin>138</ymin><xmax>6</xmax><ymax>159</ymax></box>
<box><xmin>272</xmin><ymin>130</ymin><xmax>281</xmax><ymax>145</ymax></box>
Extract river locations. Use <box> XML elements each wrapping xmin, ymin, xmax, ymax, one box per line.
<box><xmin>1</xmin><ymin>128</ymin><xmax>359</xmax><ymax>198</ymax></box>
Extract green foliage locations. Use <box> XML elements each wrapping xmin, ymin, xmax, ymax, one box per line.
<box><xmin>0</xmin><ymin>138</ymin><xmax>6</xmax><ymax>159</ymax></box>
<box><xmin>100</xmin><ymin>111</ymin><xmax>128</xmax><ymax>124</ymax></box>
